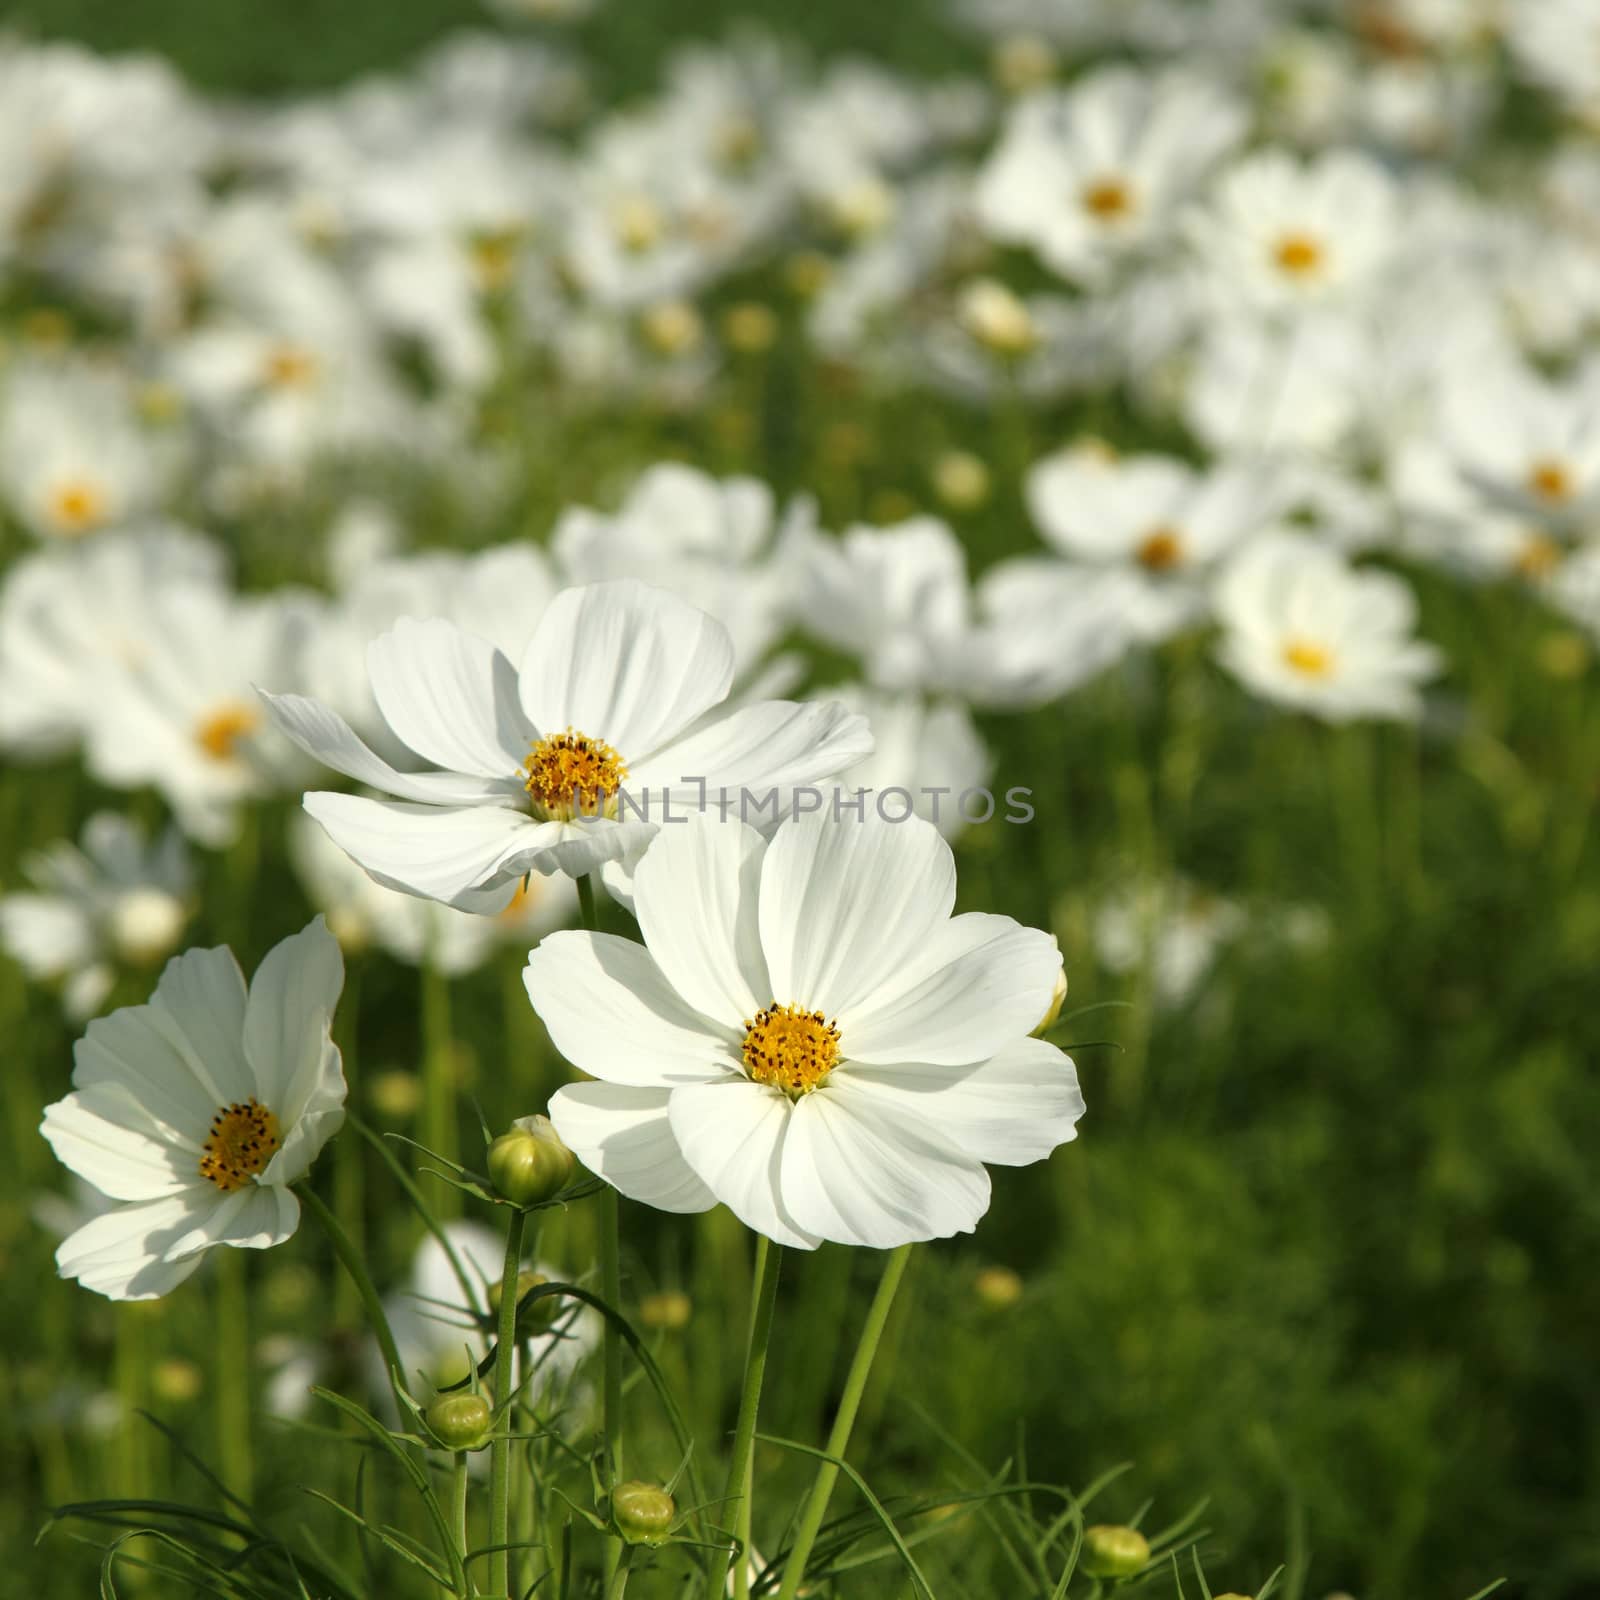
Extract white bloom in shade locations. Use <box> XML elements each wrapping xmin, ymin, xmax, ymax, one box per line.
<box><xmin>0</xmin><ymin>360</ymin><xmax>164</xmax><ymax>542</ymax></box>
<box><xmin>1189</xmin><ymin>150</ymin><xmax>1400</xmax><ymax>315</ymax></box>
<box><xmin>84</xmin><ymin>576</ymin><xmax>319</xmax><ymax>847</ymax></box>
<box><xmin>1213</xmin><ymin>534</ymin><xmax>1443</xmax><ymax>723</ymax></box>
<box><xmin>39</xmin><ymin>919</ymin><xmax>346</xmax><ymax>1301</ymax></box>
<box><xmin>824</xmin><ymin>685</ymin><xmax>992</xmax><ymax>840</ymax></box>
<box><xmin>380</xmin><ymin>1221</ymin><xmax>597</xmax><ymax>1402</ymax></box>
<box><xmin>552</xmin><ymin>464</ymin><xmax>806</xmax><ymax>677</ymax></box>
<box><xmin>289</xmin><ymin>811</ymin><xmax>574</xmax><ymax>976</ymax></box>
<box><xmin>974</xmin><ymin>67</ymin><xmax>1245</xmax><ymax>284</ymax></box>
<box><xmin>0</xmin><ymin>812</ymin><xmax>193</xmax><ymax>1021</ymax></box>
<box><xmin>1026</xmin><ymin>448</ymin><xmax>1281</xmax><ymax>643</ymax></box>
<box><xmin>528</xmin><ymin>812</ymin><xmax>1085</xmax><ymax>1251</ymax></box>
<box><xmin>0</xmin><ymin>525</ymin><xmax>223</xmax><ymax>759</ymax></box>
<box><xmin>264</xmin><ymin>579</ymin><xmax>872</xmax><ymax>903</ymax></box>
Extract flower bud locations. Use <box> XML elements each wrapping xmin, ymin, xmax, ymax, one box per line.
<box><xmin>611</xmin><ymin>1481</ymin><xmax>675</xmax><ymax>1545</ymax></box>
<box><xmin>974</xmin><ymin>1264</ymin><xmax>1024</xmax><ymax>1311</ymax></box>
<box><xmin>1081</xmin><ymin>1525</ymin><xmax>1150</xmax><ymax>1579</ymax></box>
<box><xmin>639</xmin><ymin>1290</ymin><xmax>693</xmax><ymax>1331</ymax></box>
<box><xmin>958</xmin><ymin>279</ymin><xmax>1037</xmax><ymax>358</ymax></box>
<box><xmin>931</xmin><ymin>451</ymin><xmax>991</xmax><ymax>512</ymax></box>
<box><xmin>487</xmin><ymin>1115</ymin><xmax>574</xmax><ymax>1207</ymax></box>
<box><xmin>723</xmin><ymin>302</ymin><xmax>779</xmax><ymax>355</ymax></box>
<box><xmin>1032</xmin><ymin>967</ymin><xmax>1068</xmax><ymax>1038</ymax></box>
<box><xmin>639</xmin><ymin>300</ymin><xmax>703</xmax><ymax>357</ymax></box>
<box><xmin>426</xmin><ymin>1391</ymin><xmax>492</xmax><ymax>1452</ymax></box>
<box><xmin>109</xmin><ymin>888</ymin><xmax>187</xmax><ymax>966</ymax></box>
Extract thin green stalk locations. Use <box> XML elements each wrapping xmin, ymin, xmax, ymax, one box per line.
<box><xmin>422</xmin><ymin>959</ymin><xmax>459</xmax><ymax>1217</ymax></box>
<box><xmin>332</xmin><ymin>963</ymin><xmax>364</xmax><ymax>1326</ymax></box>
<box><xmin>604</xmin><ymin>1546</ymin><xmax>633</xmax><ymax>1600</ymax></box>
<box><xmin>713</xmin><ymin>1236</ymin><xmax>783</xmax><ymax>1600</ymax></box>
<box><xmin>214</xmin><ymin>1248</ymin><xmax>253</xmax><ymax>1501</ymax></box>
<box><xmin>489</xmin><ymin>1205</ymin><xmax>527</xmax><ymax>1600</ymax></box>
<box><xmin>452</xmin><ymin>1453</ymin><xmax>473</xmax><ymax>1599</ymax></box>
<box><xmin>600</xmin><ymin>1186</ymin><xmax>624</xmax><ymax>1484</ymax></box>
<box><xmin>115</xmin><ymin>1305</ymin><xmax>150</xmax><ymax>1494</ymax></box>
<box><xmin>297</xmin><ymin>1181</ymin><xmax>405</xmax><ymax>1392</ymax></box>
<box><xmin>774</xmin><ymin>1245</ymin><xmax>913</xmax><ymax>1600</ymax></box>
<box><xmin>575</xmin><ymin>872</ymin><xmax>599</xmax><ymax>931</ymax></box>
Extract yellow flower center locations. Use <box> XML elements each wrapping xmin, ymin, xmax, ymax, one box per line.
<box><xmin>263</xmin><ymin>342</ymin><xmax>319</xmax><ymax>389</ymax></box>
<box><xmin>1081</xmin><ymin>177</ymin><xmax>1134</xmax><ymax>221</ymax></box>
<box><xmin>742</xmin><ymin>1003</ymin><xmax>842</xmax><ymax>1098</ymax></box>
<box><xmin>613</xmin><ymin>196</ymin><xmax>666</xmax><ymax>254</ymax></box>
<box><xmin>195</xmin><ymin>702</ymin><xmax>262</xmax><ymax>762</ymax></box>
<box><xmin>1273</xmin><ymin>231</ymin><xmax>1326</xmax><ymax>278</ymax></box>
<box><xmin>1527</xmin><ymin>458</ymin><xmax>1574</xmax><ymax>505</ymax></box>
<box><xmin>1136</xmin><ymin>526</ymin><xmax>1185</xmax><ymax>572</ymax></box>
<box><xmin>199</xmin><ymin>1098</ymin><xmax>281</xmax><ymax>1191</ymax></box>
<box><xmin>523</xmin><ymin>728</ymin><xmax>629</xmax><ymax>820</ymax></box>
<box><xmin>1282</xmin><ymin>638</ymin><xmax>1335</xmax><ymax>677</ymax></box>
<box><xmin>48</xmin><ymin>476</ymin><xmax>108</xmax><ymax>536</ymax></box>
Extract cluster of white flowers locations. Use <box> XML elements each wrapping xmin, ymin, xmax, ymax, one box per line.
<box><xmin>6</xmin><ymin>0</ymin><xmax>1600</xmax><ymax>1289</ymax></box>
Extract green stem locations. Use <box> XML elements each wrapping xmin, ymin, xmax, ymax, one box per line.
<box><xmin>714</xmin><ymin>1237</ymin><xmax>783</xmax><ymax>1600</ymax></box>
<box><xmin>774</xmin><ymin>1245</ymin><xmax>913</xmax><ymax>1600</ymax></box>
<box><xmin>452</xmin><ymin>1453</ymin><xmax>473</xmax><ymax>1598</ymax></box>
<box><xmin>726</xmin><ymin>1235</ymin><xmax>780</xmax><ymax>1600</ymax></box>
<box><xmin>297</xmin><ymin>1182</ymin><xmax>405</xmax><ymax>1393</ymax></box>
<box><xmin>214</xmin><ymin>1248</ymin><xmax>253</xmax><ymax>1501</ymax></box>
<box><xmin>604</xmin><ymin>1546</ymin><xmax>633</xmax><ymax>1600</ymax></box>
<box><xmin>575</xmin><ymin>872</ymin><xmax>598</xmax><ymax>931</ymax></box>
<box><xmin>115</xmin><ymin>1306</ymin><xmax>150</xmax><ymax>1494</ymax></box>
<box><xmin>600</xmin><ymin>1186</ymin><xmax>624</xmax><ymax>1482</ymax></box>
<box><xmin>421</xmin><ymin>960</ymin><xmax>459</xmax><ymax>1217</ymax></box>
<box><xmin>332</xmin><ymin>963</ymin><xmax>364</xmax><ymax>1326</ymax></box>
<box><xmin>489</xmin><ymin>1205</ymin><xmax>527</xmax><ymax>1600</ymax></box>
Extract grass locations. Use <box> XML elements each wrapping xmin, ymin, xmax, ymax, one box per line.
<box><xmin>2</xmin><ymin>2</ymin><xmax>1599</xmax><ymax>1598</ymax></box>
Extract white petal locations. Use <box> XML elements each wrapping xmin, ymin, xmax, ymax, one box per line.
<box><xmin>41</xmin><ymin>1092</ymin><xmax>191</xmax><ymax>1200</ymax></box>
<box><xmin>667</xmin><ymin>1080</ymin><xmax>820</xmax><ymax>1249</ymax></box>
<box><xmin>71</xmin><ymin>1006</ymin><xmax>216</xmax><ymax>1144</ymax></box>
<box><xmin>523</xmin><ymin>932</ymin><xmax>737</xmax><ymax>1086</ymax></box>
<box><xmin>165</xmin><ymin>1183</ymin><xmax>299</xmax><ymax>1257</ymax></box>
<box><xmin>55</xmin><ymin>1193</ymin><xmax>211</xmax><ymax>1301</ymax></box>
<box><xmin>630</xmin><ymin>698</ymin><xmax>873</xmax><ymax>797</ymax></box>
<box><xmin>779</xmin><ymin>1081</ymin><xmax>990</xmax><ymax>1248</ymax></box>
<box><xmin>367</xmin><ymin>617</ymin><xmax>531</xmax><ymax>779</ymax></box>
<box><xmin>517</xmin><ymin>580</ymin><xmax>735</xmax><ymax>759</ymax></box>
<box><xmin>631</xmin><ymin>816</ymin><xmax>770</xmax><ymax>1027</ymax></box>
<box><xmin>0</xmin><ymin>895</ymin><xmax>95</xmax><ymax>978</ymax></box>
<box><xmin>758</xmin><ymin>813</ymin><xmax>956</xmax><ymax>1019</ymax></box>
<box><xmin>842</xmin><ymin>914</ymin><xmax>1063</xmax><ymax>1065</ymax></box>
<box><xmin>548</xmin><ymin>1082</ymin><xmax>716</xmax><ymax>1213</ymax></box>
<box><xmin>148</xmin><ymin>946</ymin><xmax>256</xmax><ymax>1107</ymax></box>
<box><xmin>302</xmin><ymin>792</ymin><xmax>551</xmax><ymax>907</ymax></box>
<box><xmin>838</xmin><ymin>1038</ymin><xmax>1084</xmax><ymax>1167</ymax></box>
<box><xmin>259</xmin><ymin>690</ymin><xmax>519</xmax><ymax>804</ymax></box>
<box><xmin>243</xmin><ymin>918</ymin><xmax>345</xmax><ymax>1121</ymax></box>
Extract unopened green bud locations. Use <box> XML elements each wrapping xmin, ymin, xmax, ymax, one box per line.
<box><xmin>487</xmin><ymin>1115</ymin><xmax>574</xmax><ymax>1207</ymax></box>
<box><xmin>611</xmin><ymin>1481</ymin><xmax>675</xmax><ymax>1544</ymax></box>
<box><xmin>425</xmin><ymin>1391</ymin><xmax>492</xmax><ymax>1451</ymax></box>
<box><xmin>1081</xmin><ymin>1525</ymin><xmax>1150</xmax><ymax>1579</ymax></box>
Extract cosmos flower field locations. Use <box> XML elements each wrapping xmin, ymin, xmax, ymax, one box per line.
<box><xmin>2</xmin><ymin>0</ymin><xmax>1598</xmax><ymax>1596</ymax></box>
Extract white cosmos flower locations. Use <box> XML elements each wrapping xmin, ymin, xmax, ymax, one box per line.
<box><xmin>1025</xmin><ymin>448</ymin><xmax>1281</xmax><ymax>644</ymax></box>
<box><xmin>1213</xmin><ymin>533</ymin><xmax>1443</xmax><ymax>723</ymax></box>
<box><xmin>1189</xmin><ymin>149</ymin><xmax>1400</xmax><ymax>316</ymax></box>
<box><xmin>0</xmin><ymin>811</ymin><xmax>193</xmax><ymax>1021</ymax></box>
<box><xmin>40</xmin><ymin>919</ymin><xmax>346</xmax><ymax>1301</ymax></box>
<box><xmin>263</xmin><ymin>579</ymin><xmax>872</xmax><ymax>903</ymax></box>
<box><xmin>528</xmin><ymin>812</ymin><xmax>1084</xmax><ymax>1251</ymax></box>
